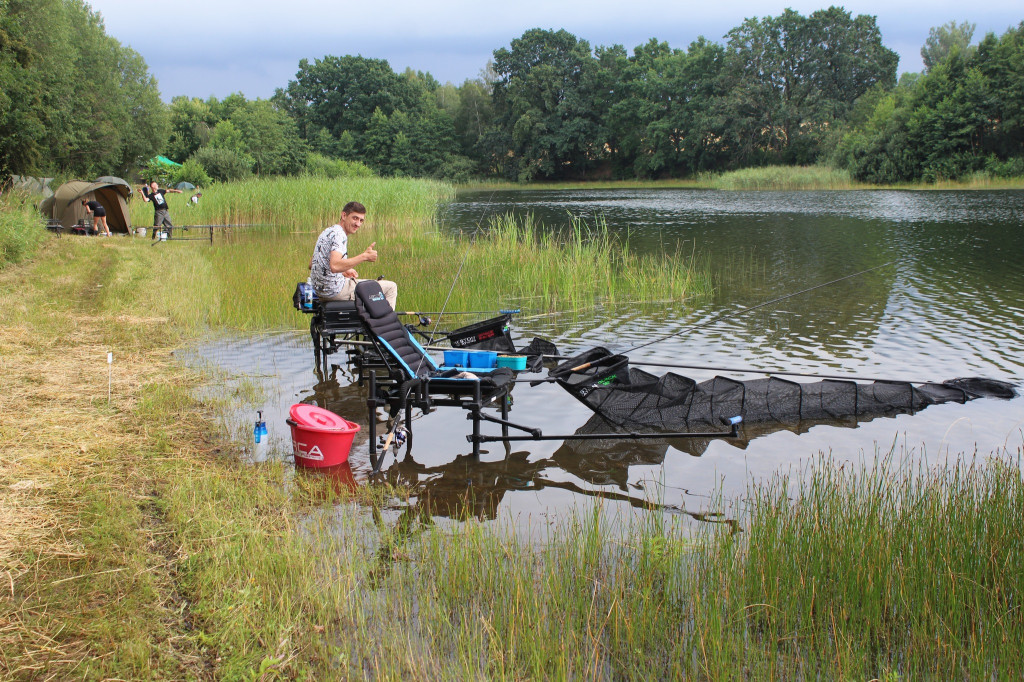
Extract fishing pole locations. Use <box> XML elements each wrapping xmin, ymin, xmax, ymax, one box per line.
<box><xmin>521</xmin><ymin>355</ymin><xmax>941</xmax><ymax>386</ymax></box>
<box><xmin>564</xmin><ymin>261</ymin><xmax>896</xmax><ymax>374</ymax></box>
<box><xmin>396</xmin><ymin>309</ymin><xmax>521</xmax><ymax>317</ymax></box>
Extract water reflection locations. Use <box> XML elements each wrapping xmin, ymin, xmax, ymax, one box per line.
<box><xmin>300</xmin><ymin>360</ymin><xmax>727</xmax><ymax>525</ymax></box>
<box><xmin>185</xmin><ymin>189</ymin><xmax>1024</xmax><ymax>531</ymax></box>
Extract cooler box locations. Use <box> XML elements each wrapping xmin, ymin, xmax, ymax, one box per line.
<box><xmin>467</xmin><ymin>350</ymin><xmax>497</xmax><ymax>369</ymax></box>
<box><xmin>497</xmin><ymin>354</ymin><xmax>527</xmax><ymax>370</ymax></box>
<box><xmin>287</xmin><ymin>404</ymin><xmax>360</xmax><ymax>468</ymax></box>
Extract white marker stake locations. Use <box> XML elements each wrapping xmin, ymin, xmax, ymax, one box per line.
<box><xmin>107</xmin><ymin>352</ymin><xmax>113</xmax><ymax>404</ymax></box>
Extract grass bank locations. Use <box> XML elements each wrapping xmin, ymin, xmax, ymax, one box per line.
<box><xmin>462</xmin><ymin>166</ymin><xmax>1024</xmax><ymax>191</ymax></box>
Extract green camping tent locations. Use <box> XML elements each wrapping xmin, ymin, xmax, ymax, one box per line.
<box><xmin>39</xmin><ymin>180</ymin><xmax>133</xmax><ymax>233</ymax></box>
<box><xmin>151</xmin><ymin>155</ymin><xmax>182</xmax><ymax>168</ymax></box>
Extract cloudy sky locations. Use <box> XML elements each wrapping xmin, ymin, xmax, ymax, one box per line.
<box><xmin>85</xmin><ymin>0</ymin><xmax>1021</xmax><ymax>101</ymax></box>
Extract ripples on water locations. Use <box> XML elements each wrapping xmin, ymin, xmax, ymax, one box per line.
<box><xmin>184</xmin><ymin>189</ymin><xmax>1024</xmax><ymax>532</ymax></box>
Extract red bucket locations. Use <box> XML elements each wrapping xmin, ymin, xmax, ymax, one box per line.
<box><xmin>287</xmin><ymin>404</ymin><xmax>360</xmax><ymax>468</ymax></box>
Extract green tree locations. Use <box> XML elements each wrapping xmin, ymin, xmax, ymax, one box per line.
<box><xmin>0</xmin><ymin>0</ymin><xmax>166</xmax><ymax>177</ymax></box>
<box><xmin>229</xmin><ymin>100</ymin><xmax>308</xmax><ymax>175</ymax></box>
<box><xmin>922</xmin><ymin>21</ymin><xmax>976</xmax><ymax>72</ymax></box>
<box><xmin>720</xmin><ymin>7</ymin><xmax>897</xmax><ymax>165</ymax></box>
<box><xmin>167</xmin><ymin>97</ymin><xmax>217</xmax><ymax>162</ymax></box>
<box><xmin>282</xmin><ymin>55</ymin><xmax>419</xmax><ymax>154</ymax></box>
<box><xmin>191</xmin><ymin>146</ymin><xmax>252</xmax><ymax>182</ymax></box>
<box><xmin>453</xmin><ymin>79</ymin><xmax>493</xmax><ymax>159</ymax></box>
<box><xmin>490</xmin><ymin>28</ymin><xmax>602</xmax><ymax>181</ymax></box>
<box><xmin>976</xmin><ymin>22</ymin><xmax>1024</xmax><ymax>159</ymax></box>
<box><xmin>0</xmin><ymin>0</ymin><xmax>48</xmax><ymax>175</ymax></box>
<box><xmin>836</xmin><ymin>23</ymin><xmax>1024</xmax><ymax>183</ymax></box>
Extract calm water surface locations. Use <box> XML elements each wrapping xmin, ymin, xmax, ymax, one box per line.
<box><xmin>190</xmin><ymin>189</ymin><xmax>1024</xmax><ymax>531</ymax></box>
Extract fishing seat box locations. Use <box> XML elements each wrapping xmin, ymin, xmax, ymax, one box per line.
<box><xmin>318</xmin><ymin>300</ymin><xmax>364</xmax><ymax>335</ymax></box>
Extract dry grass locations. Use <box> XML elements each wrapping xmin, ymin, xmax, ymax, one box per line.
<box><xmin>0</xmin><ymin>245</ymin><xmax>213</xmax><ymax>678</ymax></box>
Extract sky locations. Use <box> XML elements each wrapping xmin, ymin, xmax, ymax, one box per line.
<box><xmin>85</xmin><ymin>0</ymin><xmax>1022</xmax><ymax>102</ymax></box>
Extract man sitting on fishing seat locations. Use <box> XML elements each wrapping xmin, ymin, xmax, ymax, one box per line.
<box><xmin>309</xmin><ymin>201</ymin><xmax>398</xmax><ymax>309</ymax></box>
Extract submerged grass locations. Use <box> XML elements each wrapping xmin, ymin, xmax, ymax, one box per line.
<box><xmin>5</xmin><ymin>185</ymin><xmax>1022</xmax><ymax>679</ymax></box>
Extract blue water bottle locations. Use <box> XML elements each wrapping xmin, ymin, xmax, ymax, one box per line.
<box><xmin>254</xmin><ymin>410</ymin><xmax>266</xmax><ymax>443</ymax></box>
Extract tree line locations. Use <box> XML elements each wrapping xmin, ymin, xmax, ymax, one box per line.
<box><xmin>2</xmin><ymin>1</ymin><xmax>1022</xmax><ymax>185</ymax></box>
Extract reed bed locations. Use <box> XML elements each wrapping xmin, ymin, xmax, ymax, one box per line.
<box><xmin>163</xmin><ymin>451</ymin><xmax>1024</xmax><ymax>679</ymax></box>
<box><xmin>891</xmin><ymin>172</ymin><xmax>1024</xmax><ymax>190</ymax></box>
<box><xmin>128</xmin><ymin>175</ymin><xmax>454</xmax><ymax>231</ymax></box>
<box><xmin>461</xmin><ymin>168</ymin><xmax>1024</xmax><ymax>192</ymax></box>
<box><xmin>711</xmin><ymin>165</ymin><xmax>858</xmax><ymax>190</ymax></box>
<box><xmin>446</xmin><ymin>213</ymin><xmax>709</xmax><ymax>313</ymax></box>
<box><xmin>462</xmin><ymin>178</ymin><xmax>708</xmax><ymax>191</ymax></box>
<box><xmin>132</xmin><ymin>201</ymin><xmax>710</xmax><ymax>332</ymax></box>
<box><xmin>708</xmin><ymin>453</ymin><xmax>1024</xmax><ymax>679</ymax></box>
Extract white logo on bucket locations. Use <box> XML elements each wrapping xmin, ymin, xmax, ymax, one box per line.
<box><xmin>293</xmin><ymin>442</ymin><xmax>324</xmax><ymax>461</ymax></box>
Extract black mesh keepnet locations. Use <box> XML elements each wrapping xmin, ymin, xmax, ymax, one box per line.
<box><xmin>550</xmin><ymin>347</ymin><xmax>1016</xmax><ymax>431</ymax></box>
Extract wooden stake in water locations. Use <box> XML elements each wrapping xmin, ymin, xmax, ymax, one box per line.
<box><xmin>107</xmin><ymin>351</ymin><xmax>112</xmax><ymax>404</ymax></box>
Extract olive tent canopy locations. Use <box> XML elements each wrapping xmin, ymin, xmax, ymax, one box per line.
<box><xmin>39</xmin><ymin>180</ymin><xmax>132</xmax><ymax>233</ymax></box>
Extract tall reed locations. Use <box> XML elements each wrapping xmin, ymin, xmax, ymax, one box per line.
<box><xmin>129</xmin><ymin>175</ymin><xmax>454</xmax><ymax>230</ymax></box>
<box><xmin>166</xmin><ymin>451</ymin><xmax>1023</xmax><ymax>679</ymax></box>
<box><xmin>711</xmin><ymin>165</ymin><xmax>857</xmax><ymax>190</ymax></box>
<box><xmin>698</xmin><ymin>453</ymin><xmax>1024</xmax><ymax>679</ymax></box>
<box><xmin>0</xmin><ymin>191</ymin><xmax>48</xmax><ymax>268</ymax></box>
<box><xmin>131</xmin><ymin>189</ymin><xmax>711</xmax><ymax>332</ymax></box>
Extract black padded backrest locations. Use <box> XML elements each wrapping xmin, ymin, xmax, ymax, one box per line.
<box><xmin>355</xmin><ymin>280</ymin><xmax>434</xmax><ymax>377</ymax></box>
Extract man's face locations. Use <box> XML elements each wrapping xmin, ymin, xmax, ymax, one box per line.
<box><xmin>340</xmin><ymin>211</ymin><xmax>366</xmax><ymax>235</ymax></box>
<box><xmin>150</xmin><ymin>182</ymin><xmax>159</xmax><ymax>192</ymax></box>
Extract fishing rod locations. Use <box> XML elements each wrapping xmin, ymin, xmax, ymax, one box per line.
<box><xmin>563</xmin><ymin>261</ymin><xmax>896</xmax><ymax>374</ymax></box>
<box><xmin>519</xmin><ymin>355</ymin><xmax>941</xmax><ymax>387</ymax></box>
<box><xmin>396</xmin><ymin>308</ymin><xmax>521</xmax><ymax>317</ymax></box>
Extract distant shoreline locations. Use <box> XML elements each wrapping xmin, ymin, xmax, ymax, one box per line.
<box><xmin>460</xmin><ymin>165</ymin><xmax>1024</xmax><ymax>192</ymax></box>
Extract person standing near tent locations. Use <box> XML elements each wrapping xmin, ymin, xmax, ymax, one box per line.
<box><xmin>81</xmin><ymin>198</ymin><xmax>111</xmax><ymax>236</ymax></box>
<box><xmin>309</xmin><ymin>201</ymin><xmax>398</xmax><ymax>309</ymax></box>
<box><xmin>139</xmin><ymin>181</ymin><xmax>182</xmax><ymax>239</ymax></box>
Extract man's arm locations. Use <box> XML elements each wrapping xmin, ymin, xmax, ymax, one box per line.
<box><xmin>167</xmin><ymin>188</ymin><xmax>183</xmax><ymax>194</ymax></box>
<box><xmin>139</xmin><ymin>187</ymin><xmax>150</xmax><ymax>202</ymax></box>
<box><xmin>328</xmin><ymin>241</ymin><xmax>378</xmax><ymax>274</ymax></box>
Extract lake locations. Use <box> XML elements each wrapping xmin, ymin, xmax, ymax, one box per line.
<box><xmin>193</xmin><ymin>188</ymin><xmax>1024</xmax><ymax>531</ymax></box>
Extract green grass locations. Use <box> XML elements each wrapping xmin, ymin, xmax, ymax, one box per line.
<box><xmin>163</xmin><ymin>450</ymin><xmax>1024</xmax><ymax>679</ymax></box>
<box><xmin>119</xmin><ymin>178</ymin><xmax>712</xmax><ymax>332</ymax></box>
<box><xmin>710</xmin><ymin>165</ymin><xmax>858</xmax><ymax>190</ymax></box>
<box><xmin>463</xmin><ymin>168</ymin><xmax>1024</xmax><ymax>192</ymax></box>
<box><xmin>711</xmin><ymin>453</ymin><xmax>1024</xmax><ymax>679</ymax></box>
<box><xmin>129</xmin><ymin>175</ymin><xmax>453</xmax><ymax>230</ymax></box>
<box><xmin>0</xmin><ymin>190</ymin><xmax>48</xmax><ymax>268</ymax></box>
